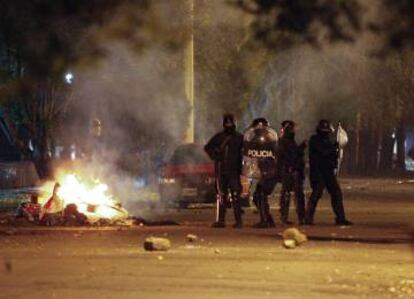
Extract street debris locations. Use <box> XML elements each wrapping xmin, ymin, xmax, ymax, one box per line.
<box><xmin>184</xmin><ymin>244</ymin><xmax>201</xmax><ymax>249</ymax></box>
<box><xmin>186</xmin><ymin>234</ymin><xmax>198</xmax><ymax>242</ymax></box>
<box><xmin>282</xmin><ymin>228</ymin><xmax>308</xmax><ymax>249</ymax></box>
<box><xmin>282</xmin><ymin>239</ymin><xmax>297</xmax><ymax>249</ymax></box>
<box><xmin>144</xmin><ymin>237</ymin><xmax>171</xmax><ymax>251</ymax></box>
<box><xmin>4</xmin><ymin>259</ymin><xmax>12</xmax><ymax>273</ymax></box>
<box><xmin>396</xmin><ymin>179</ymin><xmax>414</xmax><ymax>184</ymax></box>
<box><xmin>0</xmin><ymin>228</ymin><xmax>16</xmax><ymax>236</ymax></box>
<box><xmin>214</xmin><ymin>248</ymin><xmax>221</xmax><ymax>254</ymax></box>
<box><xmin>387</xmin><ymin>279</ymin><xmax>414</xmax><ymax>297</ymax></box>
<box><xmin>131</xmin><ymin>217</ymin><xmax>179</xmax><ymax>226</ymax></box>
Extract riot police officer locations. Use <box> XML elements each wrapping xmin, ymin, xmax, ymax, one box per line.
<box><xmin>278</xmin><ymin>120</ymin><xmax>306</xmax><ymax>225</ymax></box>
<box><xmin>243</xmin><ymin>118</ymin><xmax>279</xmax><ymax>228</ymax></box>
<box><xmin>305</xmin><ymin>120</ymin><xmax>353</xmax><ymax>226</ymax></box>
<box><xmin>205</xmin><ymin>114</ymin><xmax>244</xmax><ymax>228</ymax></box>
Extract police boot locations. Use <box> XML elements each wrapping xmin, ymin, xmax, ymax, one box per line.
<box><xmin>232</xmin><ymin>196</ymin><xmax>243</xmax><ymax>229</ymax></box>
<box><xmin>334</xmin><ymin>199</ymin><xmax>353</xmax><ymax>226</ymax></box>
<box><xmin>252</xmin><ymin>200</ymin><xmax>268</xmax><ymax>228</ymax></box>
<box><xmin>266</xmin><ymin>212</ymin><xmax>276</xmax><ymax>228</ymax></box>
<box><xmin>253</xmin><ymin>195</ymin><xmax>272</xmax><ymax>228</ymax></box>
<box><xmin>252</xmin><ymin>191</ymin><xmax>260</xmax><ymax>213</ymax></box>
<box><xmin>263</xmin><ymin>198</ymin><xmax>276</xmax><ymax>228</ymax></box>
<box><xmin>330</xmin><ymin>190</ymin><xmax>352</xmax><ymax>226</ymax></box>
<box><xmin>304</xmin><ymin>211</ymin><xmax>315</xmax><ymax>226</ymax></box>
<box><xmin>280</xmin><ymin>192</ymin><xmax>292</xmax><ymax>225</ymax></box>
<box><xmin>335</xmin><ymin>219</ymin><xmax>353</xmax><ymax>226</ymax></box>
<box><xmin>296</xmin><ymin>197</ymin><xmax>306</xmax><ymax>225</ymax></box>
<box><xmin>304</xmin><ymin>196</ymin><xmax>318</xmax><ymax>225</ymax></box>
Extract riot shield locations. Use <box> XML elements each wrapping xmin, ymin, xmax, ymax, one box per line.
<box><xmin>242</xmin><ymin>123</ymin><xmax>278</xmax><ymax>179</ymax></box>
<box><xmin>336</xmin><ymin>123</ymin><xmax>348</xmax><ymax>175</ymax></box>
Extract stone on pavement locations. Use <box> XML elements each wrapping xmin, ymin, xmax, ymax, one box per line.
<box><xmin>283</xmin><ymin>239</ymin><xmax>297</xmax><ymax>249</ymax></box>
<box><xmin>186</xmin><ymin>234</ymin><xmax>198</xmax><ymax>242</ymax></box>
<box><xmin>144</xmin><ymin>237</ymin><xmax>171</xmax><ymax>251</ymax></box>
<box><xmin>282</xmin><ymin>228</ymin><xmax>308</xmax><ymax>247</ymax></box>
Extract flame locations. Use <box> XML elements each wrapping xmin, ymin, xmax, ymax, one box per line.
<box><xmin>40</xmin><ymin>172</ymin><xmax>128</xmax><ymax>223</ymax></box>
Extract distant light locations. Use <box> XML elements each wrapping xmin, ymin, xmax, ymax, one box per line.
<box><xmin>70</xmin><ymin>144</ymin><xmax>76</xmax><ymax>160</ymax></box>
<box><xmin>65</xmin><ymin>72</ymin><xmax>74</xmax><ymax>84</ymax></box>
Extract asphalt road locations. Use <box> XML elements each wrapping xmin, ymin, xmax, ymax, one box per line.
<box><xmin>0</xmin><ymin>178</ymin><xmax>413</xmax><ymax>299</ymax></box>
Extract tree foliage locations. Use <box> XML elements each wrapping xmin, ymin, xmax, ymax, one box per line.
<box><xmin>0</xmin><ymin>0</ymin><xmax>152</xmax><ymax>176</ymax></box>
<box><xmin>234</xmin><ymin>0</ymin><xmax>414</xmax><ymax>52</ymax></box>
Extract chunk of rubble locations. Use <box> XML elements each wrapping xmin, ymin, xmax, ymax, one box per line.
<box><xmin>186</xmin><ymin>234</ymin><xmax>198</xmax><ymax>242</ymax></box>
<box><xmin>283</xmin><ymin>239</ymin><xmax>296</xmax><ymax>249</ymax></box>
<box><xmin>282</xmin><ymin>228</ymin><xmax>308</xmax><ymax>249</ymax></box>
<box><xmin>143</xmin><ymin>237</ymin><xmax>171</xmax><ymax>251</ymax></box>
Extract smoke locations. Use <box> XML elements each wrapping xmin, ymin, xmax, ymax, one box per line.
<box><xmin>51</xmin><ymin>39</ymin><xmax>189</xmax><ymax>211</ymax></box>
<box><xmin>50</xmin><ymin>0</ymin><xmax>256</xmax><ymax>209</ymax></box>
<box><xmin>244</xmin><ymin>40</ymin><xmax>389</xmax><ymax>140</ymax></box>
<box><xmin>40</xmin><ymin>1</ymin><xmax>193</xmax><ymax>214</ymax></box>
<box><xmin>48</xmin><ymin>0</ymin><xmax>408</xmax><ymax>208</ymax></box>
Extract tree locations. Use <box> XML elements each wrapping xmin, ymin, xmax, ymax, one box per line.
<box><xmin>0</xmin><ymin>0</ymin><xmax>152</xmax><ymax>177</ymax></box>
<box><xmin>233</xmin><ymin>0</ymin><xmax>414</xmax><ymax>175</ymax></box>
<box><xmin>234</xmin><ymin>0</ymin><xmax>414</xmax><ymax>51</ymax></box>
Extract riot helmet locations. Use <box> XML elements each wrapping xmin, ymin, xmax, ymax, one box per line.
<box><xmin>280</xmin><ymin>120</ymin><xmax>296</xmax><ymax>137</ymax></box>
<box><xmin>222</xmin><ymin>113</ymin><xmax>236</xmax><ymax>132</ymax></box>
<box><xmin>245</xmin><ymin>118</ymin><xmax>277</xmax><ymax>144</ymax></box>
<box><xmin>251</xmin><ymin>117</ymin><xmax>269</xmax><ymax>128</ymax></box>
<box><xmin>316</xmin><ymin>119</ymin><xmax>334</xmax><ymax>136</ymax></box>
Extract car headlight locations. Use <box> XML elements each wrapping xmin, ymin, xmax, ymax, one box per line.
<box><xmin>160</xmin><ymin>178</ymin><xmax>176</xmax><ymax>184</ymax></box>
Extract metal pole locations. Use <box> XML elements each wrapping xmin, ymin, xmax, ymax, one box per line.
<box><xmin>184</xmin><ymin>0</ymin><xmax>194</xmax><ymax>144</ymax></box>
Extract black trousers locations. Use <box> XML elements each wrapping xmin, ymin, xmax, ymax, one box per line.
<box><xmin>306</xmin><ymin>170</ymin><xmax>346</xmax><ymax>223</ymax></box>
<box><xmin>215</xmin><ymin>173</ymin><xmax>242</xmax><ymax>224</ymax></box>
<box><xmin>279</xmin><ymin>171</ymin><xmax>305</xmax><ymax>223</ymax></box>
<box><xmin>253</xmin><ymin>176</ymin><xmax>278</xmax><ymax>224</ymax></box>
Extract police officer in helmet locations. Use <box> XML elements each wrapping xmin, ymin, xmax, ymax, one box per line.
<box><xmin>278</xmin><ymin>120</ymin><xmax>306</xmax><ymax>225</ymax></box>
<box><xmin>246</xmin><ymin>118</ymin><xmax>279</xmax><ymax>228</ymax></box>
<box><xmin>205</xmin><ymin>114</ymin><xmax>244</xmax><ymax>228</ymax></box>
<box><xmin>305</xmin><ymin>119</ymin><xmax>352</xmax><ymax>226</ymax></box>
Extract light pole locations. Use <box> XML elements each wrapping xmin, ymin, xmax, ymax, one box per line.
<box><xmin>184</xmin><ymin>0</ymin><xmax>194</xmax><ymax>144</ymax></box>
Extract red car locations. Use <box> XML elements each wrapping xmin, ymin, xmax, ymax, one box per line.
<box><xmin>158</xmin><ymin>144</ymin><xmax>216</xmax><ymax>208</ymax></box>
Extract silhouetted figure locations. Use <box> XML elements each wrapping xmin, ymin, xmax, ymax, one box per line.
<box><xmin>278</xmin><ymin>120</ymin><xmax>306</xmax><ymax>225</ymax></box>
<box><xmin>205</xmin><ymin>114</ymin><xmax>244</xmax><ymax>228</ymax></box>
<box><xmin>305</xmin><ymin>120</ymin><xmax>352</xmax><ymax>226</ymax></box>
<box><xmin>243</xmin><ymin>118</ymin><xmax>279</xmax><ymax>228</ymax></box>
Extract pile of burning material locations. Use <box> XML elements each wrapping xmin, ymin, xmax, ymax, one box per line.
<box><xmin>18</xmin><ymin>173</ymin><xmax>129</xmax><ymax>226</ymax></box>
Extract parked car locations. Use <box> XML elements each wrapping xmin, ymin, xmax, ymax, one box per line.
<box><xmin>158</xmin><ymin>144</ymin><xmax>216</xmax><ymax>208</ymax></box>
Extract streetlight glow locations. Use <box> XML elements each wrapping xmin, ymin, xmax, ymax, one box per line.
<box><xmin>65</xmin><ymin>72</ymin><xmax>74</xmax><ymax>84</ymax></box>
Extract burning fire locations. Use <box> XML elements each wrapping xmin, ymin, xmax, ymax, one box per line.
<box><xmin>40</xmin><ymin>172</ymin><xmax>128</xmax><ymax>223</ymax></box>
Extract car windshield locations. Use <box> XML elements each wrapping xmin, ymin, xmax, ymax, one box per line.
<box><xmin>170</xmin><ymin>146</ymin><xmax>210</xmax><ymax>165</ymax></box>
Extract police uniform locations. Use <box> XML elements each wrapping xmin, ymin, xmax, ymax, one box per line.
<box><xmin>243</xmin><ymin>118</ymin><xmax>278</xmax><ymax>228</ymax></box>
<box><xmin>305</xmin><ymin>120</ymin><xmax>352</xmax><ymax>226</ymax></box>
<box><xmin>205</xmin><ymin>114</ymin><xmax>244</xmax><ymax>228</ymax></box>
<box><xmin>278</xmin><ymin>120</ymin><xmax>306</xmax><ymax>225</ymax></box>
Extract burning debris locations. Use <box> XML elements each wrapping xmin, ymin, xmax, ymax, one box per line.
<box><xmin>18</xmin><ymin>172</ymin><xmax>129</xmax><ymax>226</ymax></box>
